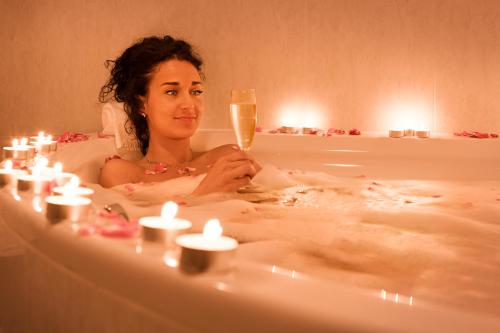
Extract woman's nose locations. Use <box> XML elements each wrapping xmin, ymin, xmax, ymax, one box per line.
<box><xmin>178</xmin><ymin>92</ymin><xmax>195</xmax><ymax>109</ymax></box>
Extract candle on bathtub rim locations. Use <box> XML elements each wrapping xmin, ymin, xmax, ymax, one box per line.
<box><xmin>52</xmin><ymin>175</ymin><xmax>94</xmax><ymax>199</ymax></box>
<box><xmin>3</xmin><ymin>138</ymin><xmax>36</xmax><ymax>160</ymax></box>
<box><xmin>31</xmin><ymin>132</ymin><xmax>57</xmax><ymax>155</ymax></box>
<box><xmin>176</xmin><ymin>219</ymin><xmax>238</xmax><ymax>274</ymax></box>
<box><xmin>138</xmin><ymin>202</ymin><xmax>192</xmax><ymax>264</ymax></box>
<box><xmin>17</xmin><ymin>162</ymin><xmax>52</xmax><ymax>195</ymax></box>
<box><xmin>0</xmin><ymin>160</ymin><xmax>27</xmax><ymax>187</ymax></box>
<box><xmin>31</xmin><ymin>160</ymin><xmax>73</xmax><ymax>186</ymax></box>
<box><xmin>45</xmin><ymin>175</ymin><xmax>92</xmax><ymax>223</ymax></box>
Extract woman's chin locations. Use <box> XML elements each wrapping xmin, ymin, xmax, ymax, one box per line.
<box><xmin>171</xmin><ymin>127</ymin><xmax>198</xmax><ymax>139</ymax></box>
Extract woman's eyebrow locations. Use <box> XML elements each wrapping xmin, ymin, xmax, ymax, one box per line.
<box><xmin>161</xmin><ymin>81</ymin><xmax>202</xmax><ymax>86</ymax></box>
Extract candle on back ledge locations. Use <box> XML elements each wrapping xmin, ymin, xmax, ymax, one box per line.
<box><xmin>176</xmin><ymin>219</ymin><xmax>238</xmax><ymax>274</ymax></box>
<box><xmin>389</xmin><ymin>129</ymin><xmax>405</xmax><ymax>138</ymax></box>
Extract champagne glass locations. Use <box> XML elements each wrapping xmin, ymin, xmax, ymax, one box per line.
<box><xmin>229</xmin><ymin>89</ymin><xmax>261</xmax><ymax>193</ymax></box>
<box><xmin>230</xmin><ymin>89</ymin><xmax>257</xmax><ymax>152</ymax></box>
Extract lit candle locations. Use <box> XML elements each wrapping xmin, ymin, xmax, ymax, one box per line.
<box><xmin>279</xmin><ymin>126</ymin><xmax>296</xmax><ymax>134</ymax></box>
<box><xmin>302</xmin><ymin>127</ymin><xmax>317</xmax><ymax>135</ymax></box>
<box><xmin>0</xmin><ymin>160</ymin><xmax>27</xmax><ymax>187</ymax></box>
<box><xmin>17</xmin><ymin>163</ymin><xmax>52</xmax><ymax>195</ymax></box>
<box><xmin>31</xmin><ymin>132</ymin><xmax>57</xmax><ymax>155</ymax></box>
<box><xmin>415</xmin><ymin>129</ymin><xmax>430</xmax><ymax>138</ymax></box>
<box><xmin>45</xmin><ymin>176</ymin><xmax>92</xmax><ymax>223</ymax></box>
<box><xmin>52</xmin><ymin>175</ymin><xmax>94</xmax><ymax>199</ymax></box>
<box><xmin>176</xmin><ymin>219</ymin><xmax>238</xmax><ymax>274</ymax></box>
<box><xmin>139</xmin><ymin>200</ymin><xmax>192</xmax><ymax>249</ymax></box>
<box><xmin>389</xmin><ymin>129</ymin><xmax>405</xmax><ymax>138</ymax></box>
<box><xmin>3</xmin><ymin>138</ymin><xmax>36</xmax><ymax>160</ymax></box>
<box><xmin>404</xmin><ymin>129</ymin><xmax>415</xmax><ymax>137</ymax></box>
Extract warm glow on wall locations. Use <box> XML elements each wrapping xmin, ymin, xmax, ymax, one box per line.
<box><xmin>277</xmin><ymin>103</ymin><xmax>326</xmax><ymax>128</ymax></box>
<box><xmin>383</xmin><ymin>99</ymin><xmax>433</xmax><ymax>131</ymax></box>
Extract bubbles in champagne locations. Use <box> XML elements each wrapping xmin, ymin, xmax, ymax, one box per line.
<box><xmin>230</xmin><ymin>103</ymin><xmax>257</xmax><ymax>151</ymax></box>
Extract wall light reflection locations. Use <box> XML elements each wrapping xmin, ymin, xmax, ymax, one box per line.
<box><xmin>326</xmin><ymin>149</ymin><xmax>368</xmax><ymax>153</ymax></box>
<box><xmin>270</xmin><ymin>265</ymin><xmax>301</xmax><ymax>280</ymax></box>
<box><xmin>324</xmin><ymin>163</ymin><xmax>362</xmax><ymax>168</ymax></box>
<box><xmin>11</xmin><ymin>189</ymin><xmax>21</xmax><ymax>201</ymax></box>
<box><xmin>32</xmin><ymin>196</ymin><xmax>43</xmax><ymax>213</ymax></box>
<box><xmin>379</xmin><ymin>289</ymin><xmax>413</xmax><ymax>306</ymax></box>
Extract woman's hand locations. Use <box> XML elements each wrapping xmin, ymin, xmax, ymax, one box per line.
<box><xmin>193</xmin><ymin>150</ymin><xmax>261</xmax><ymax>195</ymax></box>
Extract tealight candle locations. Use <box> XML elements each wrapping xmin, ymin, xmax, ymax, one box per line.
<box><xmin>3</xmin><ymin>138</ymin><xmax>36</xmax><ymax>160</ymax></box>
<box><xmin>302</xmin><ymin>127</ymin><xmax>316</xmax><ymax>135</ymax></box>
<box><xmin>17</xmin><ymin>163</ymin><xmax>52</xmax><ymax>195</ymax></box>
<box><xmin>45</xmin><ymin>195</ymin><xmax>92</xmax><ymax>223</ymax></box>
<box><xmin>0</xmin><ymin>160</ymin><xmax>27</xmax><ymax>187</ymax></box>
<box><xmin>404</xmin><ymin>129</ymin><xmax>415</xmax><ymax>137</ymax></box>
<box><xmin>31</xmin><ymin>132</ymin><xmax>58</xmax><ymax>153</ymax></box>
<box><xmin>45</xmin><ymin>175</ymin><xmax>92</xmax><ymax>223</ymax></box>
<box><xmin>139</xmin><ymin>201</ymin><xmax>192</xmax><ymax>249</ymax></box>
<box><xmin>54</xmin><ymin>172</ymin><xmax>77</xmax><ymax>186</ymax></box>
<box><xmin>280</xmin><ymin>126</ymin><xmax>297</xmax><ymax>134</ymax></box>
<box><xmin>416</xmin><ymin>130</ymin><xmax>430</xmax><ymax>138</ymax></box>
<box><xmin>52</xmin><ymin>176</ymin><xmax>94</xmax><ymax>199</ymax></box>
<box><xmin>176</xmin><ymin>219</ymin><xmax>238</xmax><ymax>274</ymax></box>
<box><xmin>389</xmin><ymin>129</ymin><xmax>405</xmax><ymax>138</ymax></box>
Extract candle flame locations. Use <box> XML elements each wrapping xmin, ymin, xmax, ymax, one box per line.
<box><xmin>34</xmin><ymin>156</ymin><xmax>48</xmax><ymax>169</ymax></box>
<box><xmin>203</xmin><ymin>219</ymin><xmax>223</xmax><ymax>240</ymax></box>
<box><xmin>46</xmin><ymin>134</ymin><xmax>52</xmax><ymax>142</ymax></box>
<box><xmin>63</xmin><ymin>176</ymin><xmax>80</xmax><ymax>196</ymax></box>
<box><xmin>4</xmin><ymin>160</ymin><xmax>13</xmax><ymax>170</ymax></box>
<box><xmin>12</xmin><ymin>138</ymin><xmax>19</xmax><ymax>147</ymax></box>
<box><xmin>32</xmin><ymin>166</ymin><xmax>41</xmax><ymax>177</ymax></box>
<box><xmin>54</xmin><ymin>162</ymin><xmax>63</xmax><ymax>173</ymax></box>
<box><xmin>38</xmin><ymin>131</ymin><xmax>44</xmax><ymax>140</ymax></box>
<box><xmin>161</xmin><ymin>201</ymin><xmax>178</xmax><ymax>223</ymax></box>
<box><xmin>20</xmin><ymin>137</ymin><xmax>28</xmax><ymax>146</ymax></box>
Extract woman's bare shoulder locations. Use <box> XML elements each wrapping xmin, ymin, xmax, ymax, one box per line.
<box><xmin>99</xmin><ymin>158</ymin><xmax>143</xmax><ymax>188</ymax></box>
<box><xmin>195</xmin><ymin>144</ymin><xmax>239</xmax><ymax>162</ymax></box>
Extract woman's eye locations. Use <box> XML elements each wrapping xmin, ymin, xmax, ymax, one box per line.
<box><xmin>191</xmin><ymin>89</ymin><xmax>204</xmax><ymax>96</ymax></box>
<box><xmin>165</xmin><ymin>90</ymin><xmax>177</xmax><ymax>96</ymax></box>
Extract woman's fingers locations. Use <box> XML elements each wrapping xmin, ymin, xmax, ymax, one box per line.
<box><xmin>221</xmin><ymin>160</ymin><xmax>257</xmax><ymax>180</ymax></box>
<box><xmin>223</xmin><ymin>175</ymin><xmax>251</xmax><ymax>192</ymax></box>
<box><xmin>221</xmin><ymin>150</ymin><xmax>256</xmax><ymax>163</ymax></box>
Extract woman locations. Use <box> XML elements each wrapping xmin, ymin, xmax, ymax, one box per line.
<box><xmin>99</xmin><ymin>35</ymin><xmax>260</xmax><ymax>194</ymax></box>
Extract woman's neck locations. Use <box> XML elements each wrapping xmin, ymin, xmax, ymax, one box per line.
<box><xmin>145</xmin><ymin>135</ymin><xmax>192</xmax><ymax>165</ymax></box>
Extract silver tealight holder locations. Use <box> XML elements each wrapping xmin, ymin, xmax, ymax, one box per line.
<box><xmin>176</xmin><ymin>219</ymin><xmax>238</xmax><ymax>274</ymax></box>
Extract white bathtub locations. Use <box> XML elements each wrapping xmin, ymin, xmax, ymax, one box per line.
<box><xmin>1</xmin><ymin>130</ymin><xmax>499</xmax><ymax>333</ymax></box>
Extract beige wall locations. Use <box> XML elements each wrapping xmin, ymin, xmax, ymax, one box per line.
<box><xmin>1</xmin><ymin>0</ymin><xmax>500</xmax><ymax>144</ymax></box>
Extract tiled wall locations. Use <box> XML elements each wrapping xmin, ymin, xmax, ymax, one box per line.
<box><xmin>1</xmin><ymin>0</ymin><xmax>499</xmax><ymax>143</ymax></box>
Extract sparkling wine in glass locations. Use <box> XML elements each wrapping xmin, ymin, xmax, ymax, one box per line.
<box><xmin>230</xmin><ymin>89</ymin><xmax>257</xmax><ymax>152</ymax></box>
<box><xmin>230</xmin><ymin>89</ymin><xmax>262</xmax><ymax>193</ymax></box>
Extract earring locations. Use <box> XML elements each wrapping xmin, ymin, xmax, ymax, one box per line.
<box><xmin>140</xmin><ymin>112</ymin><xmax>146</xmax><ymax>118</ymax></box>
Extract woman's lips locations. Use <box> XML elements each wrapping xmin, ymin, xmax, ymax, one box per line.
<box><xmin>174</xmin><ymin>116</ymin><xmax>197</xmax><ymax>120</ymax></box>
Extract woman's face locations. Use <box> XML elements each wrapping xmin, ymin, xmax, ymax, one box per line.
<box><xmin>142</xmin><ymin>59</ymin><xmax>204</xmax><ymax>140</ymax></box>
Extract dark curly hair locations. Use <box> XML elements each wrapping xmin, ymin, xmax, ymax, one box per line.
<box><xmin>99</xmin><ymin>35</ymin><xmax>204</xmax><ymax>155</ymax></box>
